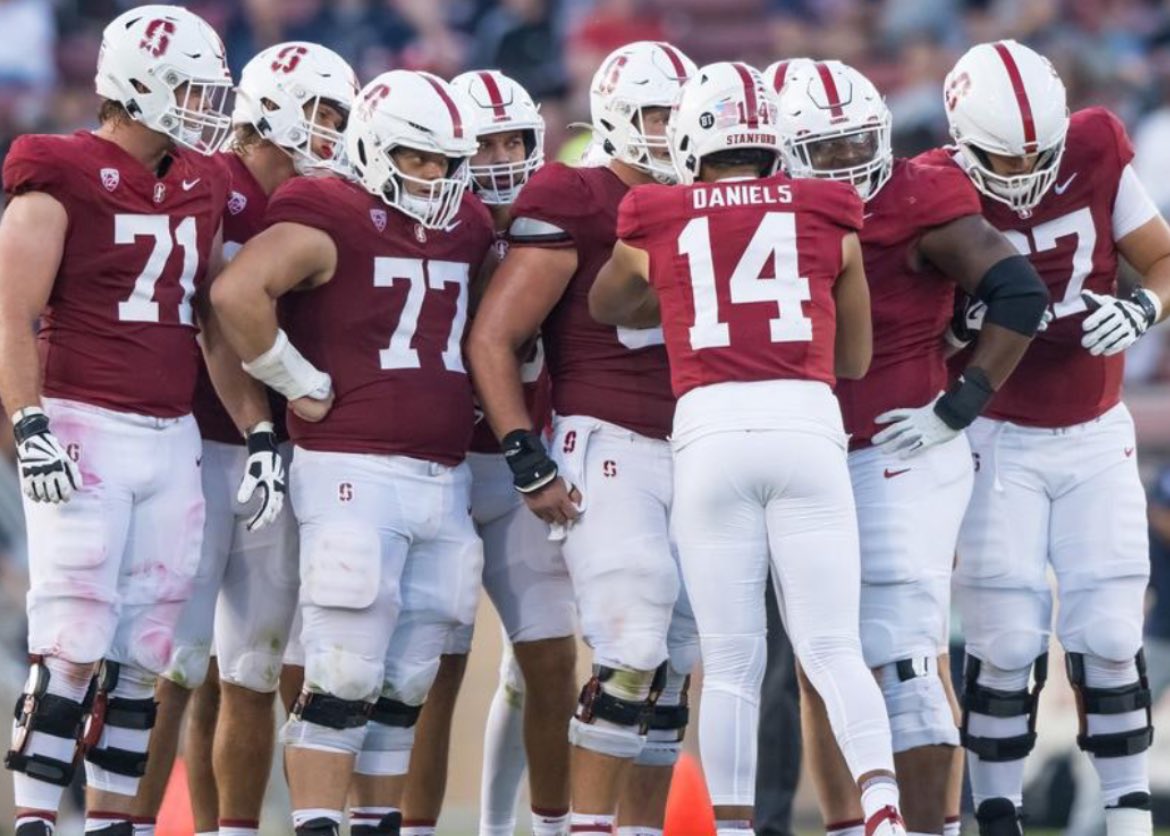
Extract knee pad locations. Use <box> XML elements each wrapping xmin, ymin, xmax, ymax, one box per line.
<box><xmin>303</xmin><ymin>647</ymin><xmax>383</xmax><ymax>703</ymax></box>
<box><xmin>5</xmin><ymin>657</ymin><xmax>90</xmax><ymax>786</ymax></box>
<box><xmin>500</xmin><ymin>647</ymin><xmax>525</xmax><ymax>697</ymax></box>
<box><xmin>875</xmin><ymin>657</ymin><xmax>959</xmax><ymax>753</ymax></box>
<box><xmin>83</xmin><ymin>661</ymin><xmax>157</xmax><ymax>779</ymax></box>
<box><xmin>570</xmin><ymin>664</ymin><xmax>658</xmax><ymax>759</ymax></box>
<box><xmin>381</xmin><ymin>655</ymin><xmax>442</xmax><ymax>709</ymax></box>
<box><xmin>301</xmin><ymin>525</ymin><xmax>381</xmax><ymax>611</ymax></box>
<box><xmin>1066</xmin><ymin>650</ymin><xmax>1153</xmax><ymax>758</ymax></box>
<box><xmin>960</xmin><ymin>652</ymin><xmax>1047</xmax><ymax>762</ymax></box>
<box><xmin>636</xmin><ymin>668</ymin><xmax>690</xmax><ymax>767</ymax></box>
<box><xmin>220</xmin><ymin>649</ymin><xmax>281</xmax><ymax>694</ymax></box>
<box><xmin>280</xmin><ymin>689</ymin><xmax>372</xmax><ymax>755</ymax></box>
<box><xmin>354</xmin><ymin>697</ymin><xmax>420</xmax><ymax>776</ymax></box>
<box><xmin>162</xmin><ymin>644</ymin><xmax>211</xmax><ymax>691</ymax></box>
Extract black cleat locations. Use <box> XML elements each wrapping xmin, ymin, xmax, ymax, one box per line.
<box><xmin>295</xmin><ymin>817</ymin><xmax>340</xmax><ymax>836</ymax></box>
<box><xmin>1113</xmin><ymin>791</ymin><xmax>1152</xmax><ymax>810</ymax></box>
<box><xmin>83</xmin><ymin>824</ymin><xmax>133</xmax><ymax>836</ymax></box>
<box><xmin>15</xmin><ymin>822</ymin><xmax>53</xmax><ymax>836</ymax></box>
<box><xmin>975</xmin><ymin>798</ymin><xmax>1022</xmax><ymax>836</ymax></box>
<box><xmin>350</xmin><ymin>810</ymin><xmax>402</xmax><ymax>836</ymax></box>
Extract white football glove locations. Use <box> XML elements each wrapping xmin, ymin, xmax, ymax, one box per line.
<box><xmin>237</xmin><ymin>421</ymin><xmax>286</xmax><ymax>531</ymax></box>
<box><xmin>873</xmin><ymin>393</ymin><xmax>961</xmax><ymax>458</ymax></box>
<box><xmin>13</xmin><ymin>407</ymin><xmax>81</xmax><ymax>503</ymax></box>
<box><xmin>946</xmin><ymin>297</ymin><xmax>1052</xmax><ymax>349</ymax></box>
<box><xmin>1081</xmin><ymin>289</ymin><xmax>1161</xmax><ymax>357</ymax></box>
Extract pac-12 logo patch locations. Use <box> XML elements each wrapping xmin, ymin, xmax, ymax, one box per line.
<box><xmin>227</xmin><ymin>190</ymin><xmax>248</xmax><ymax>215</ymax></box>
<box><xmin>100</xmin><ymin>168</ymin><xmax>120</xmax><ymax>192</ymax></box>
<box><xmin>370</xmin><ymin>208</ymin><xmax>387</xmax><ymax>232</ymax></box>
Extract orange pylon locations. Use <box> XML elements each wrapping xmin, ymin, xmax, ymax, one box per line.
<box><xmin>664</xmin><ymin>752</ymin><xmax>717</xmax><ymax>836</ymax></box>
<box><xmin>156</xmin><ymin>756</ymin><xmax>195</xmax><ymax>836</ymax></box>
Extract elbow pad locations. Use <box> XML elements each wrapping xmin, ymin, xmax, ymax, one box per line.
<box><xmin>974</xmin><ymin>255</ymin><xmax>1051</xmax><ymax>336</ymax></box>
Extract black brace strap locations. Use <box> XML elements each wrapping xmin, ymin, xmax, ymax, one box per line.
<box><xmin>647</xmin><ymin>702</ymin><xmax>689</xmax><ymax>732</ymax></box>
<box><xmin>292</xmin><ymin>691</ymin><xmax>372</xmax><ymax>730</ymax></box>
<box><xmin>1066</xmin><ymin>651</ymin><xmax>1154</xmax><ymax>758</ymax></box>
<box><xmin>85</xmin><ymin>744</ymin><xmax>148</xmax><ymax>777</ymax></box>
<box><xmin>370</xmin><ymin>697</ymin><xmax>422</xmax><ymax>728</ymax></box>
<box><xmin>576</xmin><ymin>678</ymin><xmax>649</xmax><ymax>730</ymax></box>
<box><xmin>960</xmin><ymin>652</ymin><xmax>1048</xmax><ymax>762</ymax></box>
<box><xmin>104</xmin><ymin>697</ymin><xmax>157</xmax><ymax>731</ymax></box>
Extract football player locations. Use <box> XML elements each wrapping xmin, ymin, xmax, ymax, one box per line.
<box><xmin>590</xmin><ymin>60</ymin><xmax>906</xmax><ymax>836</ymax></box>
<box><xmin>210</xmin><ymin>70</ymin><xmax>493</xmax><ymax>836</ymax></box>
<box><xmin>468</xmin><ymin>41</ymin><xmax>699</xmax><ymax>836</ymax></box>
<box><xmin>0</xmin><ymin>6</ymin><xmax>275</xmax><ymax>836</ymax></box>
<box><xmin>129</xmin><ymin>42</ymin><xmax>358</xmax><ymax>836</ymax></box>
<box><xmin>919</xmin><ymin>40</ymin><xmax>1170</xmax><ymax>836</ymax></box>
<box><xmin>768</xmin><ymin>59</ymin><xmax>1049</xmax><ymax>836</ymax></box>
<box><xmin>399</xmin><ymin>70</ymin><xmax>577</xmax><ymax>836</ymax></box>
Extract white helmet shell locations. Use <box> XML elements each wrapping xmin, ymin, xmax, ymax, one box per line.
<box><xmin>589</xmin><ymin>41</ymin><xmax>697</xmax><ymax>183</ymax></box>
<box><xmin>944</xmin><ymin>39</ymin><xmax>1069</xmax><ymax>216</ymax></box>
<box><xmin>95</xmin><ymin>4</ymin><xmax>232</xmax><ymax>155</ymax></box>
<box><xmin>776</xmin><ymin>60</ymin><xmax>893</xmax><ymax>201</ymax></box>
<box><xmin>451</xmin><ymin>70</ymin><xmax>545</xmax><ymax>205</ymax></box>
<box><xmin>762</xmin><ymin>57</ymin><xmax>814</xmax><ymax>97</ymax></box>
<box><xmin>346</xmin><ymin>70</ymin><xmax>478</xmax><ymax>230</ymax></box>
<box><xmin>232</xmin><ymin>41</ymin><xmax>359</xmax><ymax>174</ymax></box>
<box><xmin>668</xmin><ymin>61</ymin><xmax>781</xmax><ymax>187</ymax></box>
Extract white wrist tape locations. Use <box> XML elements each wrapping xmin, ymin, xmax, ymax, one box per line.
<box><xmin>242</xmin><ymin>329</ymin><xmax>332</xmax><ymax>401</ymax></box>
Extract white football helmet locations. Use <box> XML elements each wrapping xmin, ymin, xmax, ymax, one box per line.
<box><xmin>346</xmin><ymin>71</ymin><xmax>478</xmax><ymax>230</ymax></box>
<box><xmin>95</xmin><ymin>5</ymin><xmax>232</xmax><ymax>155</ymax></box>
<box><xmin>232</xmin><ymin>42</ymin><xmax>358</xmax><ymax>174</ymax></box>
<box><xmin>944</xmin><ymin>40</ymin><xmax>1069</xmax><ymax>216</ymax></box>
<box><xmin>776</xmin><ymin>60</ymin><xmax>892</xmax><ymax>200</ymax></box>
<box><xmin>590</xmin><ymin>41</ymin><xmax>697</xmax><ymax>183</ymax></box>
<box><xmin>762</xmin><ymin>57</ymin><xmax>814</xmax><ymax>96</ymax></box>
<box><xmin>668</xmin><ymin>62</ymin><xmax>781</xmax><ymax>186</ymax></box>
<box><xmin>450</xmin><ymin>70</ymin><xmax>545</xmax><ymax>205</ymax></box>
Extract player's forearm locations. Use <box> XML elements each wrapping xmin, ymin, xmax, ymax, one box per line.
<box><xmin>200</xmin><ymin>311</ymin><xmax>272</xmax><ymax>435</ymax></box>
<box><xmin>467</xmin><ymin>329</ymin><xmax>535</xmax><ymax>440</ymax></box>
<box><xmin>0</xmin><ymin>316</ymin><xmax>44</xmax><ymax>414</ymax></box>
<box><xmin>965</xmin><ymin>323</ymin><xmax>1031</xmax><ymax>389</ymax></box>
<box><xmin>209</xmin><ymin>273</ymin><xmax>281</xmax><ymax>362</ymax></box>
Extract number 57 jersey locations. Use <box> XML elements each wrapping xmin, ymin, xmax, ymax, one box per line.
<box><xmin>2</xmin><ymin>131</ymin><xmax>231</xmax><ymax>417</ymax></box>
<box><xmin>618</xmin><ymin>172</ymin><xmax>862</xmax><ymax>399</ymax></box>
<box><xmin>921</xmin><ymin>107</ymin><xmax>1152</xmax><ymax>427</ymax></box>
<box><xmin>267</xmin><ymin>175</ymin><xmax>495</xmax><ymax>463</ymax></box>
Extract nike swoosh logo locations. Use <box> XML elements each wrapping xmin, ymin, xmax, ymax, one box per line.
<box><xmin>1053</xmin><ymin>173</ymin><xmax>1077</xmax><ymax>195</ymax></box>
<box><xmin>1124</xmin><ymin>447</ymin><xmax>1135</xmax><ymax>458</ymax></box>
<box><xmin>182</xmin><ymin>178</ymin><xmax>201</xmax><ymax>191</ymax></box>
<box><xmin>883</xmin><ymin>468</ymin><xmax>910</xmax><ymax>479</ymax></box>
<box><xmin>863</xmin><ymin>212</ymin><xmax>875</xmax><ymax>220</ymax></box>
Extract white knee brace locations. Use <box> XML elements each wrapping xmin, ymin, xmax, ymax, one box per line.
<box><xmin>875</xmin><ymin>657</ymin><xmax>959</xmax><ymax>753</ymax></box>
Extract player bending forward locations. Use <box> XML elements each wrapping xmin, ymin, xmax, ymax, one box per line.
<box><xmin>591</xmin><ymin>60</ymin><xmax>905</xmax><ymax>836</ymax></box>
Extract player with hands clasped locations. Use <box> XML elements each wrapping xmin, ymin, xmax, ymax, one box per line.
<box><xmin>920</xmin><ymin>39</ymin><xmax>1170</xmax><ymax>836</ymax></box>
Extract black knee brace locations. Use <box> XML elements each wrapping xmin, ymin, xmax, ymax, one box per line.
<box><xmin>960</xmin><ymin>652</ymin><xmax>1047</xmax><ymax>762</ymax></box>
<box><xmin>1065</xmin><ymin>650</ymin><xmax>1153</xmax><ymax>758</ymax></box>
<box><xmin>576</xmin><ymin>665</ymin><xmax>654</xmax><ymax>732</ymax></box>
<box><xmin>4</xmin><ymin>657</ymin><xmax>88</xmax><ymax>786</ymax></box>
<box><xmin>350</xmin><ymin>810</ymin><xmax>403</xmax><ymax>836</ymax></box>
<box><xmin>291</xmin><ymin>689</ymin><xmax>373</xmax><ymax>730</ymax></box>
<box><xmin>647</xmin><ymin>673</ymin><xmax>690</xmax><ymax>740</ymax></box>
<box><xmin>370</xmin><ymin>696</ymin><xmax>421</xmax><ymax>728</ymax></box>
<box><xmin>83</xmin><ymin>661</ymin><xmax>158</xmax><ymax>777</ymax></box>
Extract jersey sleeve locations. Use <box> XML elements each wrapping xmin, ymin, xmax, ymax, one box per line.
<box><xmin>3</xmin><ymin>135</ymin><xmax>72</xmax><ymax>204</ymax></box>
<box><xmin>907</xmin><ymin>160</ymin><xmax>983</xmax><ymax>230</ymax></box>
<box><xmin>1095</xmin><ymin>106</ymin><xmax>1136</xmax><ymax>171</ymax></box>
<box><xmin>507</xmin><ymin>163</ymin><xmax>589</xmax><ymax>248</ymax></box>
<box><xmin>264</xmin><ymin>177</ymin><xmax>337</xmax><ymax>237</ymax></box>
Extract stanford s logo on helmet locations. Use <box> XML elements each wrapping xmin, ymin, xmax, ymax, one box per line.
<box><xmin>944</xmin><ymin>40</ymin><xmax>1070</xmax><ymax>217</ymax></box>
<box><xmin>139</xmin><ymin>18</ymin><xmax>175</xmax><ymax>58</ymax></box>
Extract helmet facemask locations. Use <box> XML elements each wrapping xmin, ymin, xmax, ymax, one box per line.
<box><xmin>121</xmin><ymin>69</ymin><xmax>232</xmax><ymax>155</ymax></box>
<box><xmin>362</xmin><ymin>142</ymin><xmax>470</xmax><ymax>230</ymax></box>
<box><xmin>603</xmin><ymin>101</ymin><xmax>678</xmax><ymax>184</ymax></box>
<box><xmin>468</xmin><ymin>128</ymin><xmax>543</xmax><ymax>205</ymax></box>
<box><xmin>274</xmin><ymin>96</ymin><xmax>350</xmax><ymax>174</ymax></box>
<box><xmin>783</xmin><ymin>116</ymin><xmax>892</xmax><ymax>201</ymax></box>
<box><xmin>955</xmin><ymin>134</ymin><xmax>1066</xmax><ymax>217</ymax></box>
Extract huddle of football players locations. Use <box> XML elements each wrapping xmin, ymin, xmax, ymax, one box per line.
<box><xmin>1</xmin><ymin>2</ymin><xmax>1167</xmax><ymax>836</ymax></box>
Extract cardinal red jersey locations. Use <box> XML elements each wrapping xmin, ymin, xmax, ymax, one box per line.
<box><xmin>3</xmin><ymin>131</ymin><xmax>230</xmax><ymax>417</ymax></box>
<box><xmin>508</xmin><ymin>162</ymin><xmax>674</xmax><ymax>439</ymax></box>
<box><xmin>191</xmin><ymin>151</ymin><xmax>289</xmax><ymax>445</ymax></box>
<box><xmin>266</xmin><ymin>176</ymin><xmax>494</xmax><ymax>464</ymax></box>
<box><xmin>836</xmin><ymin>159</ymin><xmax>983</xmax><ymax>449</ymax></box>
<box><xmin>919</xmin><ymin>108</ymin><xmax>1134</xmax><ymax>428</ymax></box>
<box><xmin>469</xmin><ymin>233</ymin><xmax>552</xmax><ymax>453</ymax></box>
<box><xmin>618</xmin><ymin>173</ymin><xmax>863</xmax><ymax>398</ymax></box>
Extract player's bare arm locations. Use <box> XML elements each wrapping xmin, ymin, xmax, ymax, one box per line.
<box><xmin>0</xmin><ymin>191</ymin><xmax>82</xmax><ymax>502</ymax></box>
<box><xmin>833</xmin><ymin>231</ymin><xmax>872</xmax><ymax>380</ymax></box>
<box><xmin>918</xmin><ymin>214</ymin><xmax>1050</xmax><ymax>388</ymax></box>
<box><xmin>210</xmin><ymin>220</ymin><xmax>337</xmax><ymax>422</ymax></box>
<box><xmin>468</xmin><ymin>244</ymin><xmax>581</xmax><ymax>525</ymax></box>
<box><xmin>590</xmin><ymin>239</ymin><xmax>660</xmax><ymax>328</ymax></box>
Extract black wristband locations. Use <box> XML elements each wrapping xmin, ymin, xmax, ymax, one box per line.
<box><xmin>245</xmin><ymin>426</ymin><xmax>279</xmax><ymax>455</ymax></box>
<box><xmin>13</xmin><ymin>411</ymin><xmax>50</xmax><ymax>445</ymax></box>
<box><xmin>934</xmin><ymin>367</ymin><xmax>995</xmax><ymax>431</ymax></box>
<box><xmin>1128</xmin><ymin>288</ymin><xmax>1158</xmax><ymax>329</ymax></box>
<box><xmin>501</xmin><ymin>429</ymin><xmax>558</xmax><ymax>494</ymax></box>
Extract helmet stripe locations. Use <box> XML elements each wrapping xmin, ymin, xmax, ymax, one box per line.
<box><xmin>733</xmin><ymin>63</ymin><xmax>760</xmax><ymax>128</ymax></box>
<box><xmin>478</xmin><ymin>71</ymin><xmax>508</xmax><ymax>121</ymax></box>
<box><xmin>992</xmin><ymin>42</ymin><xmax>1037</xmax><ymax>151</ymax></box>
<box><xmin>423</xmin><ymin>74</ymin><xmax>464</xmax><ymax>139</ymax></box>
<box><xmin>815</xmin><ymin>62</ymin><xmax>845</xmax><ymax>120</ymax></box>
<box><xmin>657</xmin><ymin>42</ymin><xmax>689</xmax><ymax>81</ymax></box>
<box><xmin>770</xmin><ymin>61</ymin><xmax>791</xmax><ymax>92</ymax></box>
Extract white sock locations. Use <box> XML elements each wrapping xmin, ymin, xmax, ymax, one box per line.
<box><xmin>532</xmin><ymin>809</ymin><xmax>570</xmax><ymax>836</ymax></box>
<box><xmin>1104</xmin><ymin>806</ymin><xmax>1153</xmax><ymax>836</ymax></box>
<box><xmin>196</xmin><ymin>831</ymin><xmax>221</xmax><ymax>836</ymax></box>
<box><xmin>85</xmin><ymin>814</ymin><xmax>132</xmax><ymax>832</ymax></box>
<box><xmin>860</xmin><ymin>776</ymin><xmax>901</xmax><ymax>822</ymax></box>
<box><xmin>292</xmin><ymin>808</ymin><xmax>342</xmax><ymax>829</ymax></box>
<box><xmin>714</xmin><ymin>821</ymin><xmax>752</xmax><ymax>836</ymax></box>
<box><xmin>218</xmin><ymin>823</ymin><xmax>259</xmax><ymax>836</ymax></box>
<box><xmin>401</xmin><ymin>819</ymin><xmax>436</xmax><ymax>836</ymax></box>
<box><xmin>826</xmin><ymin>821</ymin><xmax>864</xmax><ymax>836</ymax></box>
<box><xmin>570</xmin><ymin>812</ymin><xmax>614</xmax><ymax>835</ymax></box>
<box><xmin>943</xmin><ymin>816</ymin><xmax>961</xmax><ymax>836</ymax></box>
<box><xmin>132</xmin><ymin>818</ymin><xmax>155</xmax><ymax>835</ymax></box>
<box><xmin>480</xmin><ymin>678</ymin><xmax>527</xmax><ymax>835</ymax></box>
<box><xmin>618</xmin><ymin>828</ymin><xmax>665</xmax><ymax>836</ymax></box>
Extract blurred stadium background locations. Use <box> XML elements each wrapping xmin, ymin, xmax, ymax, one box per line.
<box><xmin>0</xmin><ymin>0</ymin><xmax>1168</xmax><ymax>833</ymax></box>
